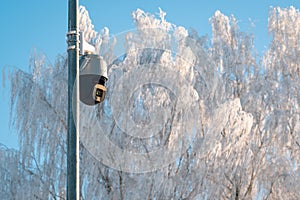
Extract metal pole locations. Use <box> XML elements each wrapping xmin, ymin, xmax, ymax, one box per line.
<box><xmin>67</xmin><ymin>0</ymin><xmax>79</xmax><ymax>199</ymax></box>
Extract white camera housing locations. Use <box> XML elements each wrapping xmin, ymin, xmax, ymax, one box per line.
<box><xmin>79</xmin><ymin>32</ymin><xmax>108</xmax><ymax>105</ymax></box>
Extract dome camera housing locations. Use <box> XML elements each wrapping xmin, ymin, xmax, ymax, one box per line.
<box><xmin>79</xmin><ymin>54</ymin><xmax>108</xmax><ymax>105</ymax></box>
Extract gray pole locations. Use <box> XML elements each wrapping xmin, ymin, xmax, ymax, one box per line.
<box><xmin>67</xmin><ymin>0</ymin><xmax>80</xmax><ymax>199</ymax></box>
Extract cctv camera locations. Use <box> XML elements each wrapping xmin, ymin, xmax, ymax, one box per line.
<box><xmin>93</xmin><ymin>76</ymin><xmax>107</xmax><ymax>104</ymax></box>
<box><xmin>79</xmin><ymin>54</ymin><xmax>108</xmax><ymax>105</ymax></box>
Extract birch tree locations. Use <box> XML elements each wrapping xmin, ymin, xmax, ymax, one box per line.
<box><xmin>1</xmin><ymin>5</ymin><xmax>300</xmax><ymax>200</ymax></box>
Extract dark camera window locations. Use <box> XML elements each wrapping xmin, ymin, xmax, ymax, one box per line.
<box><xmin>96</xmin><ymin>89</ymin><xmax>103</xmax><ymax>97</ymax></box>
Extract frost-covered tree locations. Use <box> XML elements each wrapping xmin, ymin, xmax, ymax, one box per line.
<box><xmin>248</xmin><ymin>6</ymin><xmax>300</xmax><ymax>199</ymax></box>
<box><xmin>1</xmin><ymin>5</ymin><xmax>300</xmax><ymax>200</ymax></box>
<box><xmin>2</xmin><ymin>51</ymin><xmax>68</xmax><ymax>199</ymax></box>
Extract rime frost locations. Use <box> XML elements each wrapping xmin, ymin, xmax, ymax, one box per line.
<box><xmin>1</xmin><ymin>5</ymin><xmax>300</xmax><ymax>200</ymax></box>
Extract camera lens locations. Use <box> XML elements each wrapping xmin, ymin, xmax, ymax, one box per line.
<box><xmin>95</xmin><ymin>88</ymin><xmax>103</xmax><ymax>97</ymax></box>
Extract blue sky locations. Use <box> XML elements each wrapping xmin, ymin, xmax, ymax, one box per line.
<box><xmin>0</xmin><ymin>0</ymin><xmax>299</xmax><ymax>149</ymax></box>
